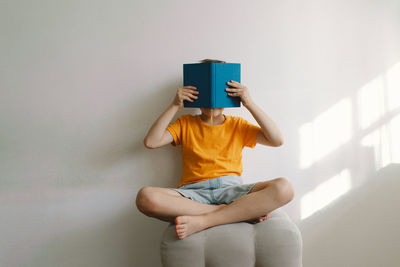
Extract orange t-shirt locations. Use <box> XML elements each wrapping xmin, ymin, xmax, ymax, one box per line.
<box><xmin>167</xmin><ymin>114</ymin><xmax>261</xmax><ymax>187</ymax></box>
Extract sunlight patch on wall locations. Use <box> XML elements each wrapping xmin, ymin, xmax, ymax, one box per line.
<box><xmin>361</xmin><ymin>125</ymin><xmax>391</xmax><ymax>170</ymax></box>
<box><xmin>299</xmin><ymin>98</ymin><xmax>352</xmax><ymax>169</ymax></box>
<box><xmin>300</xmin><ymin>169</ymin><xmax>351</xmax><ymax>220</ymax></box>
<box><xmin>361</xmin><ymin>113</ymin><xmax>400</xmax><ymax>170</ymax></box>
<box><xmin>386</xmin><ymin>62</ymin><xmax>400</xmax><ymax>111</ymax></box>
<box><xmin>358</xmin><ymin>75</ymin><xmax>385</xmax><ymax>130</ymax></box>
<box><xmin>298</xmin><ymin>61</ymin><xmax>399</xmax><ymax>221</ymax></box>
<box><xmin>357</xmin><ymin>61</ymin><xmax>400</xmax><ymax>170</ymax></box>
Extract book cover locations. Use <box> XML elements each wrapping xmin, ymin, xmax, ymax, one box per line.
<box><xmin>183</xmin><ymin>62</ymin><xmax>241</xmax><ymax>108</ymax></box>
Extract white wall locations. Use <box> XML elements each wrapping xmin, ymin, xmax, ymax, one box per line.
<box><xmin>1</xmin><ymin>0</ymin><xmax>399</xmax><ymax>266</ymax></box>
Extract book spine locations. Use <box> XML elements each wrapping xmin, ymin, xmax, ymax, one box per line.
<box><xmin>210</xmin><ymin>63</ymin><xmax>215</xmax><ymax>108</ymax></box>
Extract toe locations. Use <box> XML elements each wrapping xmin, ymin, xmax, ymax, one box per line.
<box><xmin>176</xmin><ymin>216</ymin><xmax>189</xmax><ymax>225</ymax></box>
<box><xmin>177</xmin><ymin>233</ymin><xmax>185</xmax><ymax>239</ymax></box>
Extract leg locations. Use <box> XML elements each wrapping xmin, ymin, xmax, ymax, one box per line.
<box><xmin>175</xmin><ymin>177</ymin><xmax>295</xmax><ymax>239</ymax></box>
<box><xmin>136</xmin><ymin>186</ymin><xmax>226</xmax><ymax>223</ymax></box>
<box><xmin>243</xmin><ymin>180</ymin><xmax>276</xmax><ymax>224</ymax></box>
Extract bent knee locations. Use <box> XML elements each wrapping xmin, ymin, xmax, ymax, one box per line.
<box><xmin>136</xmin><ymin>186</ymin><xmax>159</xmax><ymax>214</ymax></box>
<box><xmin>272</xmin><ymin>177</ymin><xmax>295</xmax><ymax>204</ymax></box>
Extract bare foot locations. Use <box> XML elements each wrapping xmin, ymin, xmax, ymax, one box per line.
<box><xmin>175</xmin><ymin>215</ymin><xmax>207</xmax><ymax>239</ymax></box>
<box><xmin>245</xmin><ymin>213</ymin><xmax>270</xmax><ymax>224</ymax></box>
<box><xmin>173</xmin><ymin>204</ymin><xmax>226</xmax><ymax>239</ymax></box>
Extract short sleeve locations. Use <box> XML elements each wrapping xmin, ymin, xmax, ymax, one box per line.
<box><xmin>166</xmin><ymin>116</ymin><xmax>183</xmax><ymax>146</ymax></box>
<box><xmin>239</xmin><ymin>117</ymin><xmax>261</xmax><ymax>148</ymax></box>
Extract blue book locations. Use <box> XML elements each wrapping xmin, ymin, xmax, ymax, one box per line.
<box><xmin>183</xmin><ymin>62</ymin><xmax>241</xmax><ymax>108</ymax></box>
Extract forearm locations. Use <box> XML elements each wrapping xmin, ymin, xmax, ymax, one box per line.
<box><xmin>144</xmin><ymin>103</ymin><xmax>180</xmax><ymax>146</ymax></box>
<box><xmin>244</xmin><ymin>100</ymin><xmax>284</xmax><ymax>146</ymax></box>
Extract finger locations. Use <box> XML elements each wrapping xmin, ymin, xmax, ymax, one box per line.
<box><xmin>184</xmin><ymin>86</ymin><xmax>197</xmax><ymax>89</ymax></box>
<box><xmin>183</xmin><ymin>88</ymin><xmax>199</xmax><ymax>94</ymax></box>
<box><xmin>228</xmin><ymin>80</ymin><xmax>239</xmax><ymax>84</ymax></box>
<box><xmin>227</xmin><ymin>92</ymin><xmax>239</xmax><ymax>97</ymax></box>
<box><xmin>180</xmin><ymin>92</ymin><xmax>193</xmax><ymax>100</ymax></box>
<box><xmin>182</xmin><ymin>91</ymin><xmax>198</xmax><ymax>99</ymax></box>
<box><xmin>183</xmin><ymin>95</ymin><xmax>194</xmax><ymax>102</ymax></box>
<box><xmin>225</xmin><ymin>88</ymin><xmax>239</xmax><ymax>92</ymax></box>
<box><xmin>182</xmin><ymin>91</ymin><xmax>196</xmax><ymax>97</ymax></box>
<box><xmin>227</xmin><ymin>83</ymin><xmax>238</xmax><ymax>88</ymax></box>
<box><xmin>182</xmin><ymin>88</ymin><xmax>199</xmax><ymax>94</ymax></box>
<box><xmin>182</xmin><ymin>88</ymin><xmax>198</xmax><ymax>92</ymax></box>
<box><xmin>227</xmin><ymin>81</ymin><xmax>240</xmax><ymax>87</ymax></box>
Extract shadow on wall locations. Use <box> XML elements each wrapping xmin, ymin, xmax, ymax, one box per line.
<box><xmin>298</xmin><ymin>163</ymin><xmax>400</xmax><ymax>267</ymax></box>
<box><xmin>297</xmin><ymin>61</ymin><xmax>400</xmax><ymax>221</ymax></box>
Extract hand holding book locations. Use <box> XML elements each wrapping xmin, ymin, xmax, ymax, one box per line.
<box><xmin>172</xmin><ymin>86</ymin><xmax>199</xmax><ymax>109</ymax></box>
<box><xmin>225</xmin><ymin>80</ymin><xmax>253</xmax><ymax>107</ymax></box>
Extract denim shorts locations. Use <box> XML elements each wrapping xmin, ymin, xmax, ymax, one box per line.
<box><xmin>170</xmin><ymin>175</ymin><xmax>257</xmax><ymax>205</ymax></box>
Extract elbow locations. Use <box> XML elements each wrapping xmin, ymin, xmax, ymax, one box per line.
<box><xmin>143</xmin><ymin>138</ymin><xmax>155</xmax><ymax>149</ymax></box>
<box><xmin>273</xmin><ymin>136</ymin><xmax>285</xmax><ymax>147</ymax></box>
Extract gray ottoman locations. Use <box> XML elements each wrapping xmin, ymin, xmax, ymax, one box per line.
<box><xmin>160</xmin><ymin>208</ymin><xmax>302</xmax><ymax>267</ymax></box>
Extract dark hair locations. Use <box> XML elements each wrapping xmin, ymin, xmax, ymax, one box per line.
<box><xmin>199</xmin><ymin>59</ymin><xmax>226</xmax><ymax>63</ymax></box>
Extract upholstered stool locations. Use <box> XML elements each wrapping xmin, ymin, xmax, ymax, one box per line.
<box><xmin>160</xmin><ymin>208</ymin><xmax>302</xmax><ymax>267</ymax></box>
